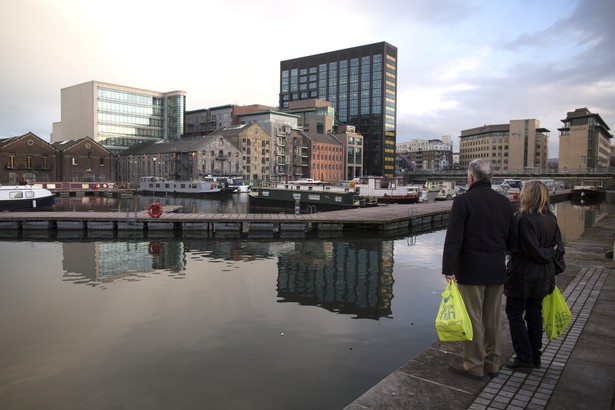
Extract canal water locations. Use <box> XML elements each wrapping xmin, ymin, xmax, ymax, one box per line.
<box><xmin>1</xmin><ymin>193</ymin><xmax>613</xmax><ymax>410</ymax></box>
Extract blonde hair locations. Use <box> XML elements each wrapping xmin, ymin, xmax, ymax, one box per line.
<box><xmin>519</xmin><ymin>180</ymin><xmax>552</xmax><ymax>214</ymax></box>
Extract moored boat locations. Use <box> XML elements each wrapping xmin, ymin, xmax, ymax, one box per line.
<box><xmin>290</xmin><ymin>178</ymin><xmax>323</xmax><ymax>185</ymax></box>
<box><xmin>248</xmin><ymin>182</ymin><xmax>374</xmax><ymax>213</ymax></box>
<box><xmin>138</xmin><ymin>177</ymin><xmax>222</xmax><ymax>196</ymax></box>
<box><xmin>0</xmin><ymin>184</ymin><xmax>56</xmax><ymax>211</ymax></box>
<box><xmin>571</xmin><ymin>184</ymin><xmax>606</xmax><ymax>202</ymax></box>
<box><xmin>351</xmin><ymin>176</ymin><xmax>419</xmax><ymax>204</ymax></box>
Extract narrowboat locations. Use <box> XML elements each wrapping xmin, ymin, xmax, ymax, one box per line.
<box><xmin>571</xmin><ymin>184</ymin><xmax>606</xmax><ymax>203</ymax></box>
<box><xmin>248</xmin><ymin>182</ymin><xmax>374</xmax><ymax>213</ymax></box>
<box><xmin>138</xmin><ymin>177</ymin><xmax>222</xmax><ymax>196</ymax></box>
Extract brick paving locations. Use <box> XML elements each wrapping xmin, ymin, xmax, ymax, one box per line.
<box><xmin>469</xmin><ymin>266</ymin><xmax>609</xmax><ymax>410</ymax></box>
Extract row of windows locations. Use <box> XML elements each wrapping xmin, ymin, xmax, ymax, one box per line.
<box><xmin>284</xmin><ymin>73</ymin><xmax>384</xmax><ymax>93</ymax></box>
<box><xmin>99</xmin><ymin>136</ymin><xmax>158</xmax><ymax>148</ymax></box>
<box><xmin>6</xmin><ymin>155</ymin><xmax>49</xmax><ymax>169</ymax></box>
<box><xmin>98</xmin><ymin>125</ymin><xmax>162</xmax><ymax>138</ymax></box>
<box><xmin>98</xmin><ymin>88</ymin><xmax>163</xmax><ymax>106</ymax></box>
<box><xmin>99</xmin><ymin>113</ymin><xmax>163</xmax><ymax>127</ymax></box>
<box><xmin>98</xmin><ymin>101</ymin><xmax>163</xmax><ymax>117</ymax></box>
<box><xmin>312</xmin><ymin>162</ymin><xmax>343</xmax><ymax>170</ymax></box>
<box><xmin>313</xmin><ymin>145</ymin><xmax>342</xmax><ymax>152</ymax></box>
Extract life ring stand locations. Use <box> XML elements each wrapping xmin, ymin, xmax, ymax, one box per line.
<box><xmin>148</xmin><ymin>241</ymin><xmax>163</xmax><ymax>256</ymax></box>
<box><xmin>147</xmin><ymin>201</ymin><xmax>163</xmax><ymax>218</ymax></box>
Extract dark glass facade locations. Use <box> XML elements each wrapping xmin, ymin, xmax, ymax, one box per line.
<box><xmin>280</xmin><ymin>42</ymin><xmax>397</xmax><ymax>177</ymax></box>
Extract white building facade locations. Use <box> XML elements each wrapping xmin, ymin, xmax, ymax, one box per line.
<box><xmin>52</xmin><ymin>81</ymin><xmax>186</xmax><ymax>154</ymax></box>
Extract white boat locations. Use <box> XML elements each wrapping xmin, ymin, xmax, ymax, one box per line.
<box><xmin>0</xmin><ymin>184</ymin><xmax>56</xmax><ymax>211</ymax></box>
<box><xmin>351</xmin><ymin>176</ymin><xmax>420</xmax><ymax>204</ymax></box>
<box><xmin>138</xmin><ymin>177</ymin><xmax>222</xmax><ymax>196</ymax></box>
<box><xmin>215</xmin><ymin>177</ymin><xmax>251</xmax><ymax>193</ymax></box>
<box><xmin>290</xmin><ymin>178</ymin><xmax>323</xmax><ymax>185</ymax></box>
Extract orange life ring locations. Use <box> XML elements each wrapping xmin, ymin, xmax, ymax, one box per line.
<box><xmin>148</xmin><ymin>241</ymin><xmax>163</xmax><ymax>256</ymax></box>
<box><xmin>147</xmin><ymin>202</ymin><xmax>163</xmax><ymax>218</ymax></box>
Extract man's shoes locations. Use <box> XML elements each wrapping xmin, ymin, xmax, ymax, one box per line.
<box><xmin>505</xmin><ymin>358</ymin><xmax>534</xmax><ymax>373</ymax></box>
<box><xmin>487</xmin><ymin>371</ymin><xmax>499</xmax><ymax>378</ymax></box>
<box><xmin>448</xmin><ymin>363</ymin><xmax>484</xmax><ymax>380</ymax></box>
<box><xmin>534</xmin><ymin>358</ymin><xmax>542</xmax><ymax>368</ymax></box>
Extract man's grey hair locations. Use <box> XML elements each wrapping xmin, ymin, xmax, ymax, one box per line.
<box><xmin>468</xmin><ymin>159</ymin><xmax>493</xmax><ymax>181</ymax></box>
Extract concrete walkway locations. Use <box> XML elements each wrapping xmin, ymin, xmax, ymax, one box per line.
<box><xmin>344</xmin><ymin>212</ymin><xmax>615</xmax><ymax>410</ymax></box>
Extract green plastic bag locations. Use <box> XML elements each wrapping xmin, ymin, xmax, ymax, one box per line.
<box><xmin>435</xmin><ymin>281</ymin><xmax>473</xmax><ymax>341</ymax></box>
<box><xmin>543</xmin><ymin>286</ymin><xmax>572</xmax><ymax>340</ymax></box>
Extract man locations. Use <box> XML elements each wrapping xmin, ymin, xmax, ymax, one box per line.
<box><xmin>442</xmin><ymin>159</ymin><xmax>516</xmax><ymax>380</ymax></box>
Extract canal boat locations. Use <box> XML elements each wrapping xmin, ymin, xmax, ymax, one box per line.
<box><xmin>248</xmin><ymin>182</ymin><xmax>375</xmax><ymax>213</ymax></box>
<box><xmin>138</xmin><ymin>177</ymin><xmax>222</xmax><ymax>196</ymax></box>
<box><xmin>571</xmin><ymin>184</ymin><xmax>606</xmax><ymax>203</ymax></box>
<box><xmin>290</xmin><ymin>178</ymin><xmax>323</xmax><ymax>185</ymax></box>
<box><xmin>0</xmin><ymin>184</ymin><xmax>56</xmax><ymax>211</ymax></box>
<box><xmin>351</xmin><ymin>176</ymin><xmax>420</xmax><ymax>204</ymax></box>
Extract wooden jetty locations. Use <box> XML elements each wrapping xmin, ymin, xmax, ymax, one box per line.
<box><xmin>0</xmin><ymin>191</ymin><xmax>572</xmax><ymax>238</ymax></box>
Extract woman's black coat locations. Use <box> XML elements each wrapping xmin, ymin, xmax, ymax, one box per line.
<box><xmin>504</xmin><ymin>212</ymin><xmax>565</xmax><ymax>299</ymax></box>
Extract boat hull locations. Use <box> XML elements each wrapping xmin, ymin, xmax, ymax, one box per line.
<box><xmin>248</xmin><ymin>187</ymin><xmax>370</xmax><ymax>213</ymax></box>
<box><xmin>570</xmin><ymin>186</ymin><xmax>606</xmax><ymax>201</ymax></box>
<box><xmin>138</xmin><ymin>180</ymin><xmax>222</xmax><ymax>197</ymax></box>
<box><xmin>0</xmin><ymin>186</ymin><xmax>56</xmax><ymax>212</ymax></box>
<box><xmin>379</xmin><ymin>194</ymin><xmax>419</xmax><ymax>204</ymax></box>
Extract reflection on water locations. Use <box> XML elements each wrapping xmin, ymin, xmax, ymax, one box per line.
<box><xmin>277</xmin><ymin>240</ymin><xmax>394</xmax><ymax>319</ymax></box>
<box><xmin>58</xmin><ymin>237</ymin><xmax>395</xmax><ymax>320</ymax></box>
<box><xmin>53</xmin><ymin>193</ymin><xmax>250</xmax><ymax>213</ymax></box>
<box><xmin>554</xmin><ymin>191</ymin><xmax>615</xmax><ymax>244</ymax></box>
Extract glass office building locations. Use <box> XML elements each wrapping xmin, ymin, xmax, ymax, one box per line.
<box><xmin>280</xmin><ymin>42</ymin><xmax>397</xmax><ymax>177</ymax></box>
<box><xmin>52</xmin><ymin>81</ymin><xmax>186</xmax><ymax>154</ymax></box>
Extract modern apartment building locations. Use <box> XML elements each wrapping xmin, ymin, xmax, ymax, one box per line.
<box><xmin>52</xmin><ymin>81</ymin><xmax>186</xmax><ymax>154</ymax></box>
<box><xmin>282</xmin><ymin>99</ymin><xmax>335</xmax><ymax>133</ymax></box>
<box><xmin>558</xmin><ymin>107</ymin><xmax>613</xmax><ymax>170</ymax></box>
<box><xmin>459</xmin><ymin>119</ymin><xmax>549</xmax><ymax>171</ymax></box>
<box><xmin>184</xmin><ymin>104</ymin><xmax>276</xmax><ymax>137</ymax></box>
<box><xmin>336</xmin><ymin>125</ymin><xmax>364</xmax><ymax>180</ymax></box>
<box><xmin>280</xmin><ymin>42</ymin><xmax>398</xmax><ymax>178</ymax></box>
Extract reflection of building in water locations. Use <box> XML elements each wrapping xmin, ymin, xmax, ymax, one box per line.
<box><xmin>61</xmin><ymin>241</ymin><xmax>185</xmax><ymax>284</ymax></box>
<box><xmin>182</xmin><ymin>239</ymin><xmax>280</xmax><ymax>261</ymax></box>
<box><xmin>276</xmin><ymin>240</ymin><xmax>395</xmax><ymax>319</ymax></box>
<box><xmin>555</xmin><ymin>201</ymin><xmax>599</xmax><ymax>244</ymax></box>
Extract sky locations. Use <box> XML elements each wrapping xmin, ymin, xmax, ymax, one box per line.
<box><xmin>1</xmin><ymin>0</ymin><xmax>614</xmax><ymax>157</ymax></box>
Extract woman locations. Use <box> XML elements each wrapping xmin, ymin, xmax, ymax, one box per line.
<box><xmin>504</xmin><ymin>180</ymin><xmax>565</xmax><ymax>373</ymax></box>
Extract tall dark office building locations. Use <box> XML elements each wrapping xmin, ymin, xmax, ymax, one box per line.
<box><xmin>280</xmin><ymin>42</ymin><xmax>398</xmax><ymax>177</ymax></box>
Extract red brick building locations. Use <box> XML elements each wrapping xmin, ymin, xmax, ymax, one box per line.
<box><xmin>0</xmin><ymin>132</ymin><xmax>58</xmax><ymax>184</ymax></box>
<box><xmin>52</xmin><ymin>137</ymin><xmax>117</xmax><ymax>182</ymax></box>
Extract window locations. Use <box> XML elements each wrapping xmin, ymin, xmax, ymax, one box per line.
<box><xmin>8</xmin><ymin>155</ymin><xmax>16</xmax><ymax>169</ymax></box>
<box><xmin>26</xmin><ymin>156</ymin><xmax>32</xmax><ymax>168</ymax></box>
<box><xmin>99</xmin><ymin>157</ymin><xmax>105</xmax><ymax>166</ymax></box>
<box><xmin>72</xmin><ymin>157</ymin><xmax>78</xmax><ymax>166</ymax></box>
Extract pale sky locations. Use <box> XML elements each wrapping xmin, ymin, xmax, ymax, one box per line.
<box><xmin>1</xmin><ymin>0</ymin><xmax>614</xmax><ymax>156</ymax></box>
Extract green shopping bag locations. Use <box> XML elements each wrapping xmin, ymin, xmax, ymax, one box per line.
<box><xmin>543</xmin><ymin>286</ymin><xmax>572</xmax><ymax>339</ymax></box>
<box><xmin>435</xmin><ymin>281</ymin><xmax>473</xmax><ymax>341</ymax></box>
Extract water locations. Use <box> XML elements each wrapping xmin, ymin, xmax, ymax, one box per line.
<box><xmin>1</xmin><ymin>194</ymin><xmax>613</xmax><ymax>409</ymax></box>
<box><xmin>53</xmin><ymin>192</ymin><xmax>250</xmax><ymax>214</ymax></box>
